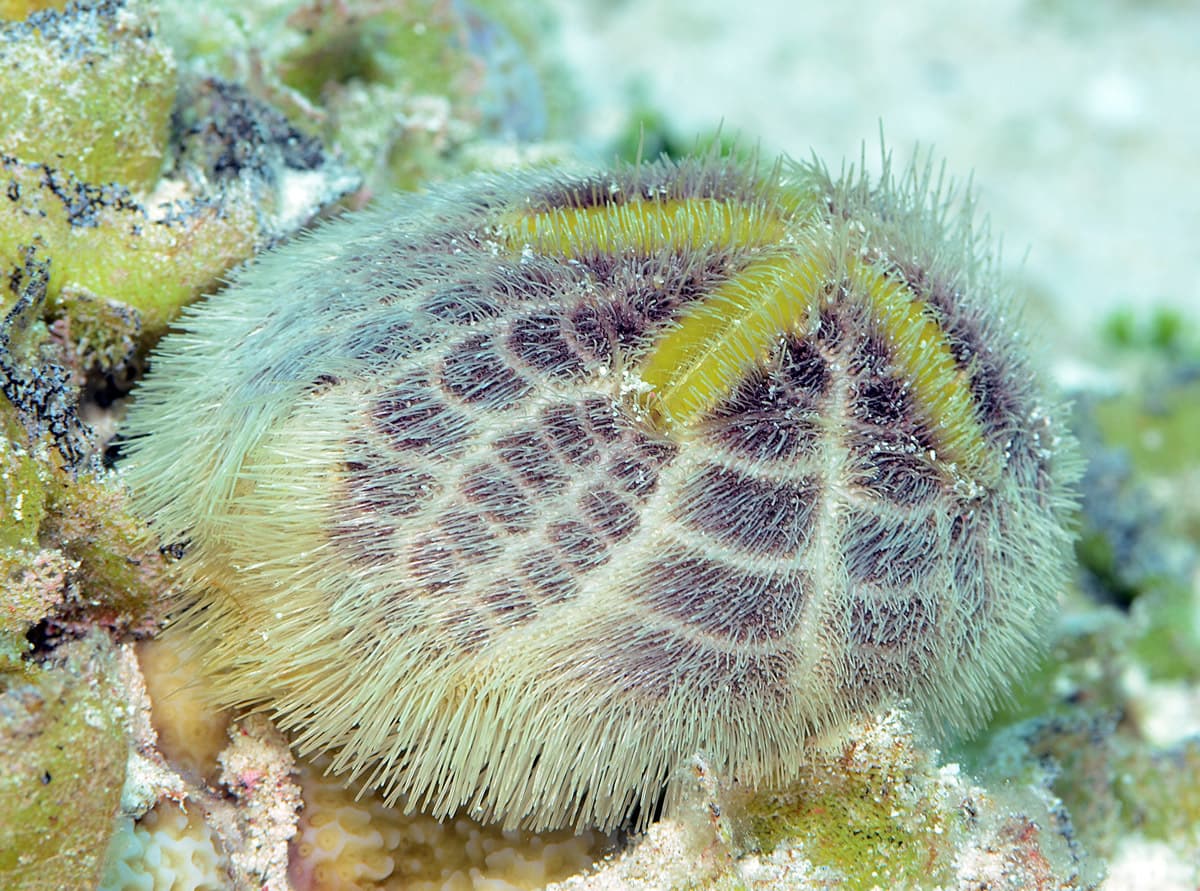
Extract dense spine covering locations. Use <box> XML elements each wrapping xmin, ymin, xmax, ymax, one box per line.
<box><xmin>121</xmin><ymin>151</ymin><xmax>1079</xmax><ymax>831</ymax></box>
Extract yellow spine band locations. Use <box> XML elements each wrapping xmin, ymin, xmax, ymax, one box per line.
<box><xmin>500</xmin><ymin>198</ymin><xmax>790</xmax><ymax>257</ymax></box>
<box><xmin>638</xmin><ymin>251</ymin><xmax>825</xmax><ymax>427</ymax></box>
<box><xmin>846</xmin><ymin>257</ymin><xmax>995</xmax><ymax>485</ymax></box>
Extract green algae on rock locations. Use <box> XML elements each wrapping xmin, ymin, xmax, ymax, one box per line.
<box><xmin>0</xmin><ymin>1</ymin><xmax>69</xmax><ymax>22</ymax></box>
<box><xmin>738</xmin><ymin>714</ymin><xmax>1086</xmax><ymax>890</ymax></box>
<box><xmin>0</xmin><ymin>0</ymin><xmax>176</xmax><ymax>191</ymax></box>
<box><xmin>0</xmin><ymin>0</ymin><xmax>359</xmax><ymax>369</ymax></box>
<box><xmin>1</xmin><ymin>250</ymin><xmax>164</xmax><ymax>664</ymax></box>
<box><xmin>0</xmin><ymin>157</ymin><xmax>260</xmax><ymax>353</ymax></box>
<box><xmin>0</xmin><ymin>632</ymin><xmax>128</xmax><ymax>891</ymax></box>
<box><xmin>121</xmin><ymin>150</ymin><xmax>1080</xmax><ymax>833</ymax></box>
<box><xmin>545</xmin><ymin>712</ymin><xmax>1087</xmax><ymax>890</ymax></box>
<box><xmin>156</xmin><ymin>0</ymin><xmax>561</xmax><ymax>195</ymax></box>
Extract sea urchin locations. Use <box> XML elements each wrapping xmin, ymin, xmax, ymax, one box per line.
<box><xmin>120</xmin><ymin>149</ymin><xmax>1079</xmax><ymax>832</ymax></box>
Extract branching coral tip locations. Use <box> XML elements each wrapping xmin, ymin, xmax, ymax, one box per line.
<box><xmin>120</xmin><ymin>149</ymin><xmax>1080</xmax><ymax>832</ymax></box>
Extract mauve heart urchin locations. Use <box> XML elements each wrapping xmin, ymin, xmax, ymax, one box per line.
<box><xmin>120</xmin><ymin>148</ymin><xmax>1080</xmax><ymax>832</ymax></box>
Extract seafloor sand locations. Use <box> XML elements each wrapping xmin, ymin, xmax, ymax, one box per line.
<box><xmin>548</xmin><ymin>0</ymin><xmax>1199</xmax><ymax>330</ymax></box>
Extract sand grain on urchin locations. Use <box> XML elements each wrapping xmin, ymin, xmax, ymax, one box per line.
<box><xmin>121</xmin><ymin>150</ymin><xmax>1080</xmax><ymax>832</ymax></box>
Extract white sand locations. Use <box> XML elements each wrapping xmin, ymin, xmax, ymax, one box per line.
<box><xmin>547</xmin><ymin>0</ymin><xmax>1200</xmax><ymax>335</ymax></box>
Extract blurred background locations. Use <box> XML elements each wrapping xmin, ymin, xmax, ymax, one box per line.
<box><xmin>548</xmin><ymin>0</ymin><xmax>1200</xmax><ymax>339</ymax></box>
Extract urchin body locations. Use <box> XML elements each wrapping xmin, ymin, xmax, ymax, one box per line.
<box><xmin>122</xmin><ymin>153</ymin><xmax>1078</xmax><ymax>831</ymax></box>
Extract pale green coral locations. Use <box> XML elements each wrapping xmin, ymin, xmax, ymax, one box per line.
<box><xmin>0</xmin><ymin>415</ymin><xmax>61</xmax><ymax>665</ymax></box>
<box><xmin>0</xmin><ymin>632</ymin><xmax>128</xmax><ymax>891</ymax></box>
<box><xmin>100</xmin><ymin>802</ymin><xmax>232</xmax><ymax>891</ymax></box>
<box><xmin>0</xmin><ymin>399</ymin><xmax>45</xmax><ymax>551</ymax></box>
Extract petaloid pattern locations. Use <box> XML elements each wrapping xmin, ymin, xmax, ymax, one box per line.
<box><xmin>121</xmin><ymin>151</ymin><xmax>1079</xmax><ymax>831</ymax></box>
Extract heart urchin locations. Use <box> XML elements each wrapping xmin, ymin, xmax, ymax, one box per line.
<box><xmin>120</xmin><ymin>149</ymin><xmax>1080</xmax><ymax>832</ymax></box>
